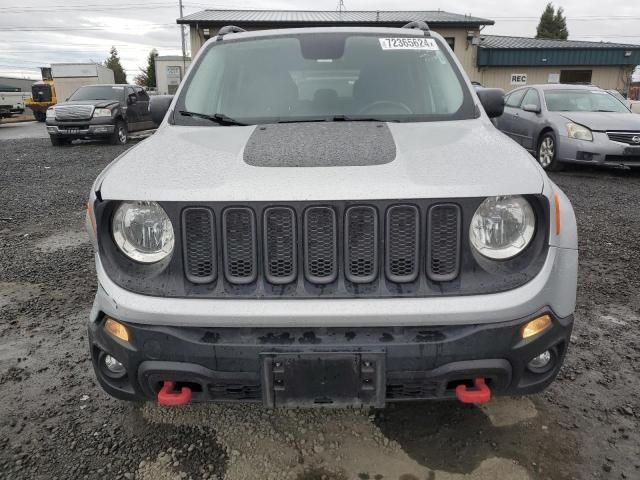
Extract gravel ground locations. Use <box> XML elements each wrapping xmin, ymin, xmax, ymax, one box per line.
<box><xmin>1</xmin><ymin>138</ymin><xmax>639</xmax><ymax>480</ymax></box>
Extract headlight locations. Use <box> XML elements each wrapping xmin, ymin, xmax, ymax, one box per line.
<box><xmin>470</xmin><ymin>196</ymin><xmax>536</xmax><ymax>260</ymax></box>
<box><xmin>566</xmin><ymin>122</ymin><xmax>593</xmax><ymax>141</ymax></box>
<box><xmin>112</xmin><ymin>201</ymin><xmax>174</xmax><ymax>263</ymax></box>
<box><xmin>46</xmin><ymin>108</ymin><xmax>56</xmax><ymax>119</ymax></box>
<box><xmin>93</xmin><ymin>108</ymin><xmax>112</xmax><ymax>118</ymax></box>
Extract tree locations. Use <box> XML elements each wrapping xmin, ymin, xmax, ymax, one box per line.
<box><xmin>104</xmin><ymin>46</ymin><xmax>127</xmax><ymax>84</ymax></box>
<box><xmin>134</xmin><ymin>49</ymin><xmax>158</xmax><ymax>88</ymax></box>
<box><xmin>536</xmin><ymin>3</ymin><xmax>569</xmax><ymax>40</ymax></box>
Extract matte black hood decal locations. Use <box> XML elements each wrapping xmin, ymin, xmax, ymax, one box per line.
<box><xmin>243</xmin><ymin>122</ymin><xmax>396</xmax><ymax>167</ymax></box>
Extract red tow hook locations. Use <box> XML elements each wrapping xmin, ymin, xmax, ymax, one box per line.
<box><xmin>455</xmin><ymin>377</ymin><xmax>491</xmax><ymax>405</ymax></box>
<box><xmin>158</xmin><ymin>381</ymin><xmax>192</xmax><ymax>407</ymax></box>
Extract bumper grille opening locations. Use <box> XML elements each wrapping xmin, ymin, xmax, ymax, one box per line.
<box><xmin>427</xmin><ymin>204</ymin><xmax>461</xmax><ymax>282</ymax></box>
<box><xmin>209</xmin><ymin>383</ymin><xmax>262</xmax><ymax>401</ymax></box>
<box><xmin>264</xmin><ymin>207</ymin><xmax>297</xmax><ymax>284</ymax></box>
<box><xmin>386</xmin><ymin>381</ymin><xmax>441</xmax><ymax>400</ymax></box>
<box><xmin>385</xmin><ymin>205</ymin><xmax>419</xmax><ymax>283</ymax></box>
<box><xmin>222</xmin><ymin>208</ymin><xmax>257</xmax><ymax>284</ymax></box>
<box><xmin>345</xmin><ymin>206</ymin><xmax>378</xmax><ymax>283</ymax></box>
<box><xmin>183</xmin><ymin>208</ymin><xmax>216</xmax><ymax>284</ymax></box>
<box><xmin>304</xmin><ymin>207</ymin><xmax>338</xmax><ymax>284</ymax></box>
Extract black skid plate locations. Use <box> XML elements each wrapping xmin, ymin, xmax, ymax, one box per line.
<box><xmin>261</xmin><ymin>352</ymin><xmax>386</xmax><ymax>408</ymax></box>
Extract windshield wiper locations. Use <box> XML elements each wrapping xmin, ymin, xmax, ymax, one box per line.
<box><xmin>179</xmin><ymin>110</ymin><xmax>248</xmax><ymax>126</ymax></box>
<box><xmin>331</xmin><ymin>115</ymin><xmax>397</xmax><ymax>123</ymax></box>
<box><xmin>276</xmin><ymin>115</ymin><xmax>396</xmax><ymax>124</ymax></box>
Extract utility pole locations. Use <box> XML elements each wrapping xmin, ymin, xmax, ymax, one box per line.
<box><xmin>337</xmin><ymin>0</ymin><xmax>346</xmax><ymax>15</ymax></box>
<box><xmin>179</xmin><ymin>0</ymin><xmax>187</xmax><ymax>79</ymax></box>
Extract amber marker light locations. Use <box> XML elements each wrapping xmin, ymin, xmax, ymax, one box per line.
<box><xmin>553</xmin><ymin>192</ymin><xmax>561</xmax><ymax>235</ymax></box>
<box><xmin>86</xmin><ymin>201</ymin><xmax>97</xmax><ymax>235</ymax></box>
<box><xmin>522</xmin><ymin>315</ymin><xmax>552</xmax><ymax>340</ymax></box>
<box><xmin>104</xmin><ymin>317</ymin><xmax>130</xmax><ymax>343</ymax></box>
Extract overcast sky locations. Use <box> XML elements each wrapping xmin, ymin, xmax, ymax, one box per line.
<box><xmin>1</xmin><ymin>0</ymin><xmax>639</xmax><ymax>82</ymax></box>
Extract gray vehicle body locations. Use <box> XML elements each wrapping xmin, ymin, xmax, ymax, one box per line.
<box><xmin>87</xmin><ymin>27</ymin><xmax>578</xmax><ymax>407</ymax></box>
<box><xmin>496</xmin><ymin>83</ymin><xmax>640</xmax><ymax>168</ymax></box>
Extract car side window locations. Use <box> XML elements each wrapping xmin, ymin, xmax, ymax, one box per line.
<box><xmin>505</xmin><ymin>89</ymin><xmax>527</xmax><ymax>108</ymax></box>
<box><xmin>135</xmin><ymin>87</ymin><xmax>149</xmax><ymax>102</ymax></box>
<box><xmin>522</xmin><ymin>89</ymin><xmax>541</xmax><ymax>109</ymax></box>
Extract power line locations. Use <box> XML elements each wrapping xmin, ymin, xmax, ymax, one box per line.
<box><xmin>0</xmin><ymin>24</ymin><xmax>178</xmax><ymax>32</ymax></box>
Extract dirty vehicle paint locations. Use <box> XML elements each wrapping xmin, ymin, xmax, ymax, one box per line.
<box><xmin>86</xmin><ymin>23</ymin><xmax>578</xmax><ymax>408</ymax></box>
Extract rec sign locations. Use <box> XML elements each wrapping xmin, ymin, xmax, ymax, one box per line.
<box><xmin>510</xmin><ymin>74</ymin><xmax>528</xmax><ymax>86</ymax></box>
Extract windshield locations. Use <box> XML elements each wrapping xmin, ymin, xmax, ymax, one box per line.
<box><xmin>177</xmin><ymin>33</ymin><xmax>474</xmax><ymax>125</ymax></box>
<box><xmin>544</xmin><ymin>89</ymin><xmax>629</xmax><ymax>113</ymax></box>
<box><xmin>69</xmin><ymin>85</ymin><xmax>124</xmax><ymax>102</ymax></box>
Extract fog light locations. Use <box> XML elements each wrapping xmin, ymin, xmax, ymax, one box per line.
<box><xmin>104</xmin><ymin>317</ymin><xmax>130</xmax><ymax>343</ymax></box>
<box><xmin>104</xmin><ymin>355</ymin><xmax>125</xmax><ymax>374</ymax></box>
<box><xmin>521</xmin><ymin>315</ymin><xmax>552</xmax><ymax>339</ymax></box>
<box><xmin>100</xmin><ymin>352</ymin><xmax>127</xmax><ymax>379</ymax></box>
<box><xmin>528</xmin><ymin>350</ymin><xmax>553</xmax><ymax>373</ymax></box>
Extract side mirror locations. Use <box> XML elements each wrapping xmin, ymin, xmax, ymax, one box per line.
<box><xmin>127</xmin><ymin>94</ymin><xmax>137</xmax><ymax>105</ymax></box>
<box><xmin>522</xmin><ymin>104</ymin><xmax>542</xmax><ymax>114</ymax></box>
<box><xmin>149</xmin><ymin>95</ymin><xmax>174</xmax><ymax>125</ymax></box>
<box><xmin>476</xmin><ymin>88</ymin><xmax>505</xmax><ymax>118</ymax></box>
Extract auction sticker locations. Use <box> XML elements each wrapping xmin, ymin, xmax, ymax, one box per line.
<box><xmin>379</xmin><ymin>38</ymin><xmax>439</xmax><ymax>50</ymax></box>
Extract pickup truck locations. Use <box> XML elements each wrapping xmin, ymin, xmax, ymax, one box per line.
<box><xmin>45</xmin><ymin>84</ymin><xmax>154</xmax><ymax>146</ymax></box>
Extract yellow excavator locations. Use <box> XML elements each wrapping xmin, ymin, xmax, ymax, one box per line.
<box><xmin>26</xmin><ymin>67</ymin><xmax>57</xmax><ymax>122</ymax></box>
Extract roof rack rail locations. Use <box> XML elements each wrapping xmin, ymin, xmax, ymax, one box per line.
<box><xmin>402</xmin><ymin>21</ymin><xmax>431</xmax><ymax>36</ymax></box>
<box><xmin>216</xmin><ymin>25</ymin><xmax>246</xmax><ymax>40</ymax></box>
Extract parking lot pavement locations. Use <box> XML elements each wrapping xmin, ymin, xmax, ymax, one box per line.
<box><xmin>1</xmin><ymin>138</ymin><xmax>639</xmax><ymax>480</ymax></box>
<box><xmin>0</xmin><ymin>120</ymin><xmax>48</xmax><ymax>140</ymax></box>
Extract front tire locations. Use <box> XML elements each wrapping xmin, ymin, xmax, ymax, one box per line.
<box><xmin>34</xmin><ymin>111</ymin><xmax>46</xmax><ymax>122</ymax></box>
<box><xmin>537</xmin><ymin>132</ymin><xmax>563</xmax><ymax>171</ymax></box>
<box><xmin>109</xmin><ymin>121</ymin><xmax>128</xmax><ymax>145</ymax></box>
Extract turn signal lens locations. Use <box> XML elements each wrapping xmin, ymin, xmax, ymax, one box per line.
<box><xmin>522</xmin><ymin>315</ymin><xmax>552</xmax><ymax>339</ymax></box>
<box><xmin>104</xmin><ymin>317</ymin><xmax>130</xmax><ymax>343</ymax></box>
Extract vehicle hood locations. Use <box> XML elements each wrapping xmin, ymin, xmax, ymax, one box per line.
<box><xmin>554</xmin><ymin>111</ymin><xmax>640</xmax><ymax>132</ymax></box>
<box><xmin>55</xmin><ymin>99</ymin><xmax>119</xmax><ymax>109</ymax></box>
<box><xmin>98</xmin><ymin>119</ymin><xmax>544</xmax><ymax>202</ymax></box>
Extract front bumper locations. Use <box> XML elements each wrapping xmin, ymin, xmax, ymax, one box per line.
<box><xmin>558</xmin><ymin>132</ymin><xmax>640</xmax><ymax>167</ymax></box>
<box><xmin>46</xmin><ymin>124</ymin><xmax>115</xmax><ymax>138</ymax></box>
<box><xmin>89</xmin><ymin>311</ymin><xmax>573</xmax><ymax>407</ymax></box>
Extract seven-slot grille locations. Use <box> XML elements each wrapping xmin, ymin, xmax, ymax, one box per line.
<box><xmin>607</xmin><ymin>131</ymin><xmax>640</xmax><ymax>145</ymax></box>
<box><xmin>184</xmin><ymin>203</ymin><xmax>461</xmax><ymax>287</ymax></box>
<box><xmin>182</xmin><ymin>208</ymin><xmax>216</xmax><ymax>283</ymax></box>
<box><xmin>53</xmin><ymin>104</ymin><xmax>94</xmax><ymax>121</ymax></box>
<box><xmin>427</xmin><ymin>204</ymin><xmax>461</xmax><ymax>282</ymax></box>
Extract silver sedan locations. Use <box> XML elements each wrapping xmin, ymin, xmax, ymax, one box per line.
<box><xmin>494</xmin><ymin>84</ymin><xmax>640</xmax><ymax>170</ymax></box>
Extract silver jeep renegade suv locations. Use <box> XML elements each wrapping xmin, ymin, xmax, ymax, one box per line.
<box><xmin>86</xmin><ymin>23</ymin><xmax>578</xmax><ymax>408</ymax></box>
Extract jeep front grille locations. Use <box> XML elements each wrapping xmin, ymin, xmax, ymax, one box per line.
<box><xmin>222</xmin><ymin>208</ymin><xmax>257</xmax><ymax>284</ymax></box>
<box><xmin>183</xmin><ymin>202</ymin><xmax>461</xmax><ymax>288</ymax></box>
<box><xmin>386</xmin><ymin>205</ymin><xmax>419</xmax><ymax>283</ymax></box>
<box><xmin>183</xmin><ymin>208</ymin><xmax>216</xmax><ymax>284</ymax></box>
<box><xmin>427</xmin><ymin>204</ymin><xmax>461</xmax><ymax>282</ymax></box>
<box><xmin>345</xmin><ymin>206</ymin><xmax>379</xmax><ymax>283</ymax></box>
<box><xmin>264</xmin><ymin>207</ymin><xmax>297</xmax><ymax>285</ymax></box>
<box><xmin>304</xmin><ymin>207</ymin><xmax>338</xmax><ymax>284</ymax></box>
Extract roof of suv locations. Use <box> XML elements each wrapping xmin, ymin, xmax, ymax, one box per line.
<box><xmin>205</xmin><ymin>25</ymin><xmax>446</xmax><ymax>44</ymax></box>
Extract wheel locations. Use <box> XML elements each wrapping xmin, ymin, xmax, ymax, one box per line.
<box><xmin>49</xmin><ymin>135</ymin><xmax>70</xmax><ymax>146</ymax></box>
<box><xmin>34</xmin><ymin>111</ymin><xmax>46</xmax><ymax>122</ymax></box>
<box><xmin>109</xmin><ymin>121</ymin><xmax>128</xmax><ymax>145</ymax></box>
<box><xmin>537</xmin><ymin>132</ymin><xmax>563</xmax><ymax>172</ymax></box>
